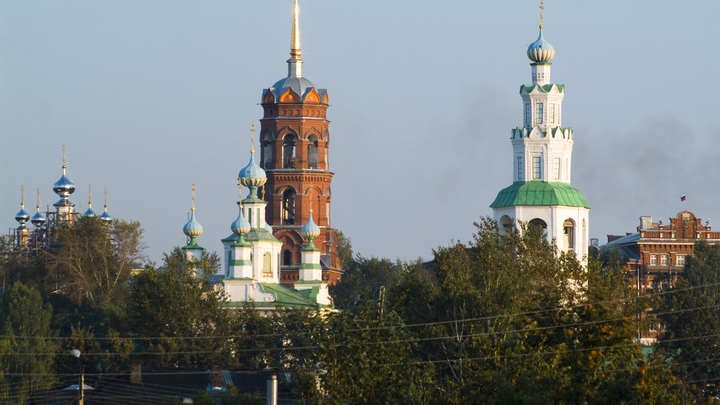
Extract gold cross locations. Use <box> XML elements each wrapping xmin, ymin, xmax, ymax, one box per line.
<box><xmin>191</xmin><ymin>181</ymin><xmax>196</xmax><ymax>211</ymax></box>
<box><xmin>250</xmin><ymin>122</ymin><xmax>256</xmax><ymax>154</ymax></box>
<box><xmin>540</xmin><ymin>0</ymin><xmax>544</xmax><ymax>27</ymax></box>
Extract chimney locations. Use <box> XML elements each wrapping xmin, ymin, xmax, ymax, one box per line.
<box><xmin>211</xmin><ymin>365</ymin><xmax>223</xmax><ymax>389</ymax></box>
<box><xmin>639</xmin><ymin>216</ymin><xmax>653</xmax><ymax>231</ymax></box>
<box><xmin>130</xmin><ymin>360</ymin><xmax>142</xmax><ymax>385</ymax></box>
<box><xmin>266</xmin><ymin>375</ymin><xmax>277</xmax><ymax>405</ymax></box>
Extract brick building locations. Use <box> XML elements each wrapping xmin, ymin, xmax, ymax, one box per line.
<box><xmin>605</xmin><ymin>210</ymin><xmax>720</xmax><ymax>293</ymax></box>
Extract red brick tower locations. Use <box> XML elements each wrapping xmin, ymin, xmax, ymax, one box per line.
<box><xmin>258</xmin><ymin>1</ymin><xmax>341</xmax><ymax>285</ymax></box>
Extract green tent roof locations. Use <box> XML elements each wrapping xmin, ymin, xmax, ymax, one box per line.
<box><xmin>490</xmin><ymin>181</ymin><xmax>590</xmax><ymax>209</ymax></box>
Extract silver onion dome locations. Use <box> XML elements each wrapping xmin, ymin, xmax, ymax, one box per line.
<box><xmin>53</xmin><ymin>173</ymin><xmax>76</xmax><ymax>198</ymax></box>
<box><xmin>31</xmin><ymin>211</ymin><xmax>46</xmax><ymax>227</ymax></box>
<box><xmin>15</xmin><ymin>208</ymin><xmax>30</xmax><ymax>225</ymax></box>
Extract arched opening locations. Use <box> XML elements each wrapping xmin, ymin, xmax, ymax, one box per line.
<box><xmin>528</xmin><ymin>218</ymin><xmax>547</xmax><ymax>237</ymax></box>
<box><xmin>500</xmin><ymin>215</ymin><xmax>514</xmax><ymax>234</ymax></box>
<box><xmin>282</xmin><ymin>189</ymin><xmax>296</xmax><ymax>225</ymax></box>
<box><xmin>261</xmin><ymin>133</ymin><xmax>273</xmax><ymax>168</ymax></box>
<box><xmin>282</xmin><ymin>134</ymin><xmax>296</xmax><ymax>168</ymax></box>
<box><xmin>307</xmin><ymin>134</ymin><xmax>319</xmax><ymax>169</ymax></box>
<box><xmin>283</xmin><ymin>249</ymin><xmax>292</xmax><ymax>266</ymax></box>
<box><xmin>563</xmin><ymin>219</ymin><xmax>576</xmax><ymax>251</ymax></box>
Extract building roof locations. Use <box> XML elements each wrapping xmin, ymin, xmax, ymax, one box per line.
<box><xmin>491</xmin><ymin>181</ymin><xmax>590</xmax><ymax>209</ymax></box>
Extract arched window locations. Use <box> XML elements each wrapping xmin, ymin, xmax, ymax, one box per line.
<box><xmin>563</xmin><ymin>219</ymin><xmax>575</xmax><ymax>251</ymax></box>
<box><xmin>283</xmin><ymin>250</ymin><xmax>292</xmax><ymax>266</ymax></box>
<box><xmin>500</xmin><ymin>215</ymin><xmax>514</xmax><ymax>233</ymax></box>
<box><xmin>282</xmin><ymin>189</ymin><xmax>296</xmax><ymax>225</ymax></box>
<box><xmin>262</xmin><ymin>252</ymin><xmax>272</xmax><ymax>274</ymax></box>
<box><xmin>282</xmin><ymin>134</ymin><xmax>296</xmax><ymax>168</ymax></box>
<box><xmin>261</xmin><ymin>133</ymin><xmax>273</xmax><ymax>168</ymax></box>
<box><xmin>528</xmin><ymin>218</ymin><xmax>547</xmax><ymax>237</ymax></box>
<box><xmin>307</xmin><ymin>135</ymin><xmax>319</xmax><ymax>169</ymax></box>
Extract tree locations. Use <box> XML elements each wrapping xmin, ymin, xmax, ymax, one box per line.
<box><xmin>50</xmin><ymin>216</ymin><xmax>146</xmax><ymax>307</ymax></box>
<box><xmin>0</xmin><ymin>283</ymin><xmax>58</xmax><ymax>404</ymax></box>
<box><xmin>330</xmin><ymin>256</ymin><xmax>404</xmax><ymax>310</ymax></box>
<box><xmin>126</xmin><ymin>248</ymin><xmax>236</xmax><ymax>368</ymax></box>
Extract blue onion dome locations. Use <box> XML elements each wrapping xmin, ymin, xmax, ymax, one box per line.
<box><xmin>100</xmin><ymin>208</ymin><xmax>112</xmax><ymax>223</ymax></box>
<box><xmin>301</xmin><ymin>211</ymin><xmax>321</xmax><ymax>239</ymax></box>
<box><xmin>238</xmin><ymin>152</ymin><xmax>267</xmax><ymax>188</ymax></box>
<box><xmin>31</xmin><ymin>211</ymin><xmax>46</xmax><ymax>227</ymax></box>
<box><xmin>527</xmin><ymin>27</ymin><xmax>555</xmax><ymax>63</ymax></box>
<box><xmin>231</xmin><ymin>206</ymin><xmax>251</xmax><ymax>235</ymax></box>
<box><xmin>15</xmin><ymin>207</ymin><xmax>29</xmax><ymax>225</ymax></box>
<box><xmin>53</xmin><ymin>168</ymin><xmax>76</xmax><ymax>198</ymax></box>
<box><xmin>84</xmin><ymin>207</ymin><xmax>97</xmax><ymax>217</ymax></box>
<box><xmin>183</xmin><ymin>209</ymin><xmax>202</xmax><ymax>237</ymax></box>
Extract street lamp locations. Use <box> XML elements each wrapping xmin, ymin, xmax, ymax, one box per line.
<box><xmin>70</xmin><ymin>349</ymin><xmax>84</xmax><ymax>405</ymax></box>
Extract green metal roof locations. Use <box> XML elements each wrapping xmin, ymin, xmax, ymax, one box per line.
<box><xmin>521</xmin><ymin>84</ymin><xmax>565</xmax><ymax>94</ymax></box>
<box><xmin>257</xmin><ymin>283</ymin><xmax>319</xmax><ymax>307</ymax></box>
<box><xmin>490</xmin><ymin>181</ymin><xmax>590</xmax><ymax>209</ymax></box>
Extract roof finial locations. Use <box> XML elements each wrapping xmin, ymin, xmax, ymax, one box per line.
<box><xmin>238</xmin><ymin>179</ymin><xmax>244</xmax><ymax>209</ymax></box>
<box><xmin>539</xmin><ymin>0</ymin><xmax>544</xmax><ymax>29</ymax></box>
<box><xmin>21</xmin><ymin>185</ymin><xmax>25</xmax><ymax>209</ymax></box>
<box><xmin>36</xmin><ymin>188</ymin><xmax>41</xmax><ymax>211</ymax></box>
<box><xmin>104</xmin><ymin>188</ymin><xmax>108</xmax><ymax>211</ymax></box>
<box><xmin>191</xmin><ymin>182</ymin><xmax>196</xmax><ymax>211</ymax></box>
<box><xmin>62</xmin><ymin>144</ymin><xmax>67</xmax><ymax>174</ymax></box>
<box><xmin>308</xmin><ymin>188</ymin><xmax>313</xmax><ymax>214</ymax></box>
<box><xmin>291</xmin><ymin>0</ymin><xmax>301</xmax><ymax>58</ymax></box>
<box><xmin>288</xmin><ymin>0</ymin><xmax>303</xmax><ymax>78</ymax></box>
<box><xmin>250</xmin><ymin>122</ymin><xmax>256</xmax><ymax>154</ymax></box>
<box><xmin>88</xmin><ymin>184</ymin><xmax>93</xmax><ymax>208</ymax></box>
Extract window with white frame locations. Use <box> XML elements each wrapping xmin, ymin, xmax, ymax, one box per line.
<box><xmin>517</xmin><ymin>156</ymin><xmax>523</xmax><ymax>181</ymax></box>
<box><xmin>677</xmin><ymin>255</ymin><xmax>685</xmax><ymax>266</ymax></box>
<box><xmin>661</xmin><ymin>255</ymin><xmax>668</xmax><ymax>266</ymax></box>
<box><xmin>650</xmin><ymin>255</ymin><xmax>657</xmax><ymax>265</ymax></box>
<box><xmin>524</xmin><ymin>103</ymin><xmax>531</xmax><ymax>127</ymax></box>
<box><xmin>535</xmin><ymin>103</ymin><xmax>543</xmax><ymax>125</ymax></box>
<box><xmin>550</xmin><ymin>103</ymin><xmax>556</xmax><ymax>124</ymax></box>
<box><xmin>532</xmin><ymin>156</ymin><xmax>542</xmax><ymax>180</ymax></box>
<box><xmin>553</xmin><ymin>157</ymin><xmax>560</xmax><ymax>180</ymax></box>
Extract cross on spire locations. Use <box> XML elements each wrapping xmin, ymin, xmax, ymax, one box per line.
<box><xmin>539</xmin><ymin>0</ymin><xmax>544</xmax><ymax>28</ymax></box>
<box><xmin>191</xmin><ymin>182</ymin><xmax>196</xmax><ymax>211</ymax></box>
<box><xmin>250</xmin><ymin>122</ymin><xmax>256</xmax><ymax>154</ymax></box>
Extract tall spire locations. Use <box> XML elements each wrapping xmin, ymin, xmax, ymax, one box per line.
<box><xmin>288</xmin><ymin>0</ymin><xmax>303</xmax><ymax>78</ymax></box>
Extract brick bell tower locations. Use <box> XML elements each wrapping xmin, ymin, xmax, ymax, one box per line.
<box><xmin>258</xmin><ymin>0</ymin><xmax>341</xmax><ymax>285</ymax></box>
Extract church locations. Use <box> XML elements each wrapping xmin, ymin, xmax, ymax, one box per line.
<box><xmin>491</xmin><ymin>10</ymin><xmax>590</xmax><ymax>265</ymax></box>
<box><xmin>179</xmin><ymin>0</ymin><xmax>339</xmax><ymax>311</ymax></box>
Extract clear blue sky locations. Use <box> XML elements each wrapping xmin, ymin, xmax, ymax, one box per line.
<box><xmin>2</xmin><ymin>1</ymin><xmax>719</xmax><ymax>264</ymax></box>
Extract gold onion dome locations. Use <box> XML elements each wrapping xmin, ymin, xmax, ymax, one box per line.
<box><xmin>527</xmin><ymin>26</ymin><xmax>555</xmax><ymax>63</ymax></box>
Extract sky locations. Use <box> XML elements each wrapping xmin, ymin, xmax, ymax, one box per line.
<box><xmin>1</xmin><ymin>1</ymin><xmax>719</xmax><ymax>265</ymax></box>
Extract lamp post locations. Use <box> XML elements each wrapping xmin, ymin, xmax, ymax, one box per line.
<box><xmin>70</xmin><ymin>349</ymin><xmax>84</xmax><ymax>405</ymax></box>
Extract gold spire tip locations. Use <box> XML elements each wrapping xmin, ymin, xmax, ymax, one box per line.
<box><xmin>62</xmin><ymin>144</ymin><xmax>67</xmax><ymax>173</ymax></box>
<box><xmin>104</xmin><ymin>188</ymin><xmax>108</xmax><ymax>210</ymax></box>
<box><xmin>250</xmin><ymin>122</ymin><xmax>256</xmax><ymax>154</ymax></box>
<box><xmin>88</xmin><ymin>184</ymin><xmax>93</xmax><ymax>206</ymax></box>
<box><xmin>36</xmin><ymin>188</ymin><xmax>41</xmax><ymax>209</ymax></box>
<box><xmin>191</xmin><ymin>182</ymin><xmax>196</xmax><ymax>211</ymax></box>
<box><xmin>539</xmin><ymin>0</ymin><xmax>544</xmax><ymax>28</ymax></box>
<box><xmin>21</xmin><ymin>185</ymin><xmax>25</xmax><ymax>207</ymax></box>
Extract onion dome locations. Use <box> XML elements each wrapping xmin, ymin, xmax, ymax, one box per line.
<box><xmin>31</xmin><ymin>211</ymin><xmax>46</xmax><ymax>227</ymax></box>
<box><xmin>527</xmin><ymin>27</ymin><xmax>555</xmax><ymax>63</ymax></box>
<box><xmin>100</xmin><ymin>188</ymin><xmax>112</xmax><ymax>223</ymax></box>
<box><xmin>231</xmin><ymin>205</ymin><xmax>251</xmax><ymax>235</ymax></box>
<box><xmin>238</xmin><ymin>123</ymin><xmax>267</xmax><ymax>189</ymax></box>
<box><xmin>183</xmin><ymin>210</ymin><xmax>203</xmax><ymax>237</ymax></box>
<box><xmin>15</xmin><ymin>207</ymin><xmax>29</xmax><ymax>226</ymax></box>
<box><xmin>84</xmin><ymin>185</ymin><xmax>97</xmax><ymax>217</ymax></box>
<box><xmin>53</xmin><ymin>147</ymin><xmax>76</xmax><ymax>198</ymax></box>
<box><xmin>31</xmin><ymin>188</ymin><xmax>46</xmax><ymax>227</ymax></box>
<box><xmin>301</xmin><ymin>211</ymin><xmax>321</xmax><ymax>239</ymax></box>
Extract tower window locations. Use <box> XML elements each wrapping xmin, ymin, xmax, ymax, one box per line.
<box><xmin>524</xmin><ymin>103</ymin><xmax>531</xmax><ymax>127</ymax></box>
<box><xmin>307</xmin><ymin>135</ymin><xmax>319</xmax><ymax>169</ymax></box>
<box><xmin>282</xmin><ymin>134</ymin><xmax>296</xmax><ymax>168</ymax></box>
<box><xmin>517</xmin><ymin>156</ymin><xmax>523</xmax><ymax>181</ymax></box>
<box><xmin>553</xmin><ymin>157</ymin><xmax>560</xmax><ymax>180</ymax></box>
<box><xmin>563</xmin><ymin>219</ymin><xmax>575</xmax><ymax>251</ymax></box>
<box><xmin>650</xmin><ymin>255</ymin><xmax>657</xmax><ymax>265</ymax></box>
<box><xmin>283</xmin><ymin>249</ymin><xmax>292</xmax><ymax>266</ymax></box>
<box><xmin>282</xmin><ymin>189</ymin><xmax>296</xmax><ymax>225</ymax></box>
<box><xmin>532</xmin><ymin>156</ymin><xmax>542</xmax><ymax>180</ymax></box>
<box><xmin>535</xmin><ymin>103</ymin><xmax>543</xmax><ymax>125</ymax></box>
<box><xmin>550</xmin><ymin>104</ymin><xmax>556</xmax><ymax>124</ymax></box>
<box><xmin>261</xmin><ymin>133</ymin><xmax>273</xmax><ymax>168</ymax></box>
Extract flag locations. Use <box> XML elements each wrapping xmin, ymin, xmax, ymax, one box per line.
<box><xmin>680</xmin><ymin>195</ymin><xmax>686</xmax><ymax>202</ymax></box>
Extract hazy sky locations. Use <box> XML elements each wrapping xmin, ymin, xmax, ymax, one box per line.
<box><xmin>2</xmin><ymin>1</ymin><xmax>719</xmax><ymax>264</ymax></box>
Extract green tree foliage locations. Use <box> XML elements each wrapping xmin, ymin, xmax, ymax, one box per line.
<box><xmin>50</xmin><ymin>216</ymin><xmax>146</xmax><ymax>307</ymax></box>
<box><xmin>126</xmin><ymin>248</ymin><xmax>236</xmax><ymax>368</ymax></box>
<box><xmin>657</xmin><ymin>241</ymin><xmax>720</xmax><ymax>399</ymax></box>
<box><xmin>330</xmin><ymin>256</ymin><xmax>404</xmax><ymax>310</ymax></box>
<box><xmin>0</xmin><ymin>283</ymin><xmax>58</xmax><ymax>404</ymax></box>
